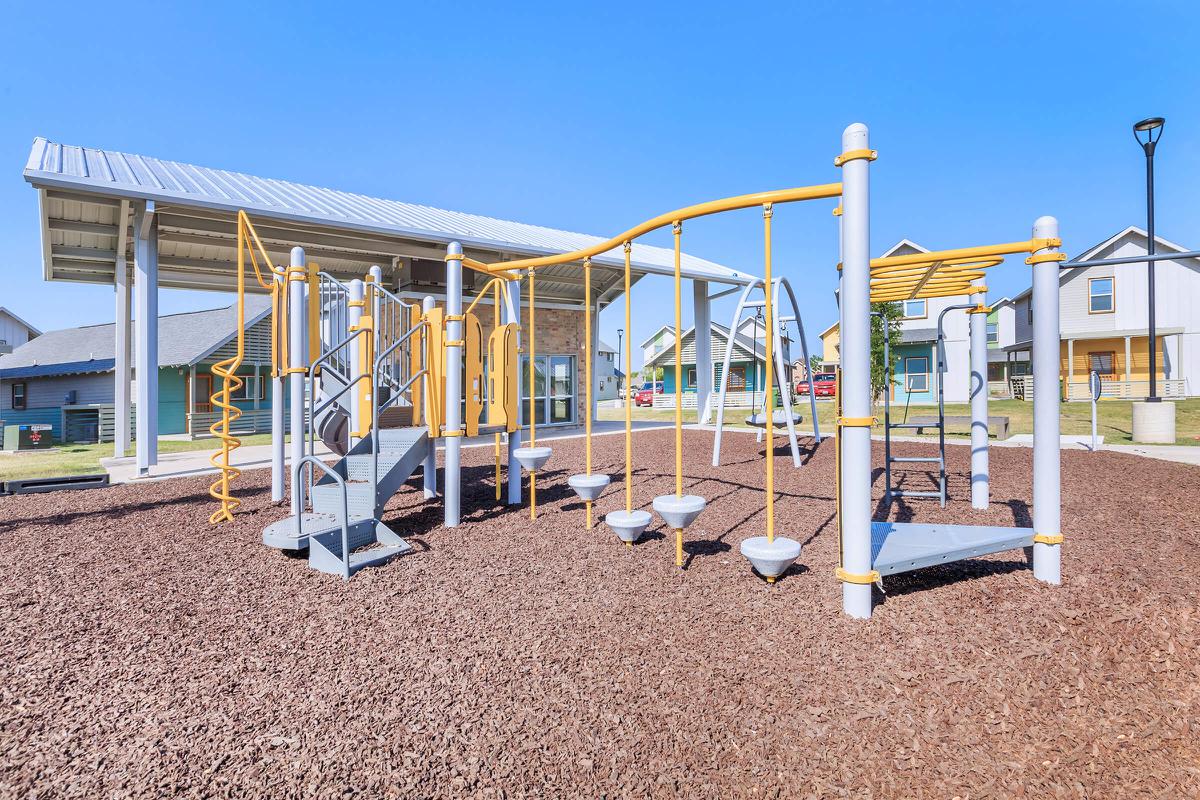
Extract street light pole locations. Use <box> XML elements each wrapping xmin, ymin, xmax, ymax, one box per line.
<box><xmin>1134</xmin><ymin>117</ymin><xmax>1165</xmax><ymax>401</ymax></box>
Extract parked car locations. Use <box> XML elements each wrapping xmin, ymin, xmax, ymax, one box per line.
<box><xmin>796</xmin><ymin>373</ymin><xmax>837</xmax><ymax>398</ymax></box>
<box><xmin>634</xmin><ymin>381</ymin><xmax>664</xmax><ymax>407</ymax></box>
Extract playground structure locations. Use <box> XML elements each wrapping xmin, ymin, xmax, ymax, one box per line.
<box><xmin>205</xmin><ymin>123</ymin><xmax>1066</xmax><ymax>619</ymax></box>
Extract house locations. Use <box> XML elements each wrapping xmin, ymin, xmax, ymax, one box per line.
<box><xmin>820</xmin><ymin>240</ymin><xmax>975</xmax><ymax>405</ymax></box>
<box><xmin>642</xmin><ymin>321</ymin><xmax>786</xmax><ymax>399</ymax></box>
<box><xmin>0</xmin><ymin>307</ymin><xmax>41</xmax><ymax>355</ymax></box>
<box><xmin>639</xmin><ymin>325</ymin><xmax>675</xmax><ymax>365</ymax></box>
<box><xmin>1006</xmin><ymin>227</ymin><xmax>1199</xmax><ymax>400</ymax></box>
<box><xmin>986</xmin><ymin>297</ymin><xmax>1029</xmax><ymax>394</ymax></box>
<box><xmin>0</xmin><ymin>297</ymin><xmax>276</xmax><ymax>442</ymax></box>
<box><xmin>595</xmin><ymin>339</ymin><xmax>620</xmax><ymax>401</ymax></box>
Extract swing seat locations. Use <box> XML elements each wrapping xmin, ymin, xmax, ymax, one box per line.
<box><xmin>745</xmin><ymin>410</ymin><xmax>803</xmax><ymax>429</ymax></box>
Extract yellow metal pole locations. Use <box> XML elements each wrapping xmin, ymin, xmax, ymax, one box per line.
<box><xmin>529</xmin><ymin>268</ymin><xmax>537</xmax><ymax>520</ymax></box>
<box><xmin>584</xmin><ymin>258</ymin><xmax>594</xmax><ymax>529</ymax></box>
<box><xmin>494</xmin><ymin>280</ymin><xmax>502</xmax><ymax>502</ymax></box>
<box><xmin>623</xmin><ymin>242</ymin><xmax>633</xmax><ymax>548</ymax></box>
<box><xmin>763</xmin><ymin>204</ymin><xmax>776</xmax><ymax>583</ymax></box>
<box><xmin>673</xmin><ymin>221</ymin><xmax>683</xmax><ymax>568</ymax></box>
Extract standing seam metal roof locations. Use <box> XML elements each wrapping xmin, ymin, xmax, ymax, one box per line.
<box><xmin>24</xmin><ymin>138</ymin><xmax>753</xmax><ymax>284</ymax></box>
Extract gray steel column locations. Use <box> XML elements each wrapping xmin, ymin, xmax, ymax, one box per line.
<box><xmin>133</xmin><ymin>202</ymin><xmax>158</xmax><ymax>477</ymax></box>
<box><xmin>444</xmin><ymin>242</ymin><xmax>464</xmax><ymax>527</ymax></box>
<box><xmin>271</xmin><ymin>275</ymin><xmax>286</xmax><ymax>502</ymax></box>
<box><xmin>347</xmin><ymin>278</ymin><xmax>365</xmax><ymax>447</ymax></box>
<box><xmin>288</xmin><ymin>247</ymin><xmax>307</xmax><ymax>516</ymax></box>
<box><xmin>969</xmin><ymin>280</ymin><xmax>989</xmax><ymax>509</ymax></box>
<box><xmin>504</xmin><ymin>279</ymin><xmax>523</xmax><ymax>504</ymax></box>
<box><xmin>113</xmin><ymin>248</ymin><xmax>131</xmax><ymax>457</ymax></box>
<box><xmin>422</xmin><ymin>295</ymin><xmax>438</xmax><ymax>499</ymax></box>
<box><xmin>1031</xmin><ymin>216</ymin><xmax>1062</xmax><ymax>584</ymax></box>
<box><xmin>693</xmin><ymin>280</ymin><xmax>714</xmax><ymax>424</ymax></box>
<box><xmin>838</xmin><ymin>123</ymin><xmax>873</xmax><ymax>619</ymax></box>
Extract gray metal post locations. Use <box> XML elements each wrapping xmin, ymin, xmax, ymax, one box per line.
<box><xmin>693</xmin><ymin>280</ymin><xmax>714</xmax><ymax>424</ymax></box>
<box><xmin>422</xmin><ymin>295</ymin><xmax>438</xmax><ymax>499</ymax></box>
<box><xmin>288</xmin><ymin>247</ymin><xmax>307</xmax><ymax>517</ymax></box>
<box><xmin>969</xmin><ymin>280</ymin><xmax>990</xmax><ymax>509</ymax></box>
<box><xmin>133</xmin><ymin>201</ymin><xmax>158</xmax><ymax>477</ymax></box>
<box><xmin>504</xmin><ymin>279</ymin><xmax>523</xmax><ymax>504</ymax></box>
<box><xmin>838</xmin><ymin>123</ymin><xmax>874</xmax><ymax>619</ymax></box>
<box><xmin>271</xmin><ymin>274</ymin><xmax>286</xmax><ymax>502</ymax></box>
<box><xmin>113</xmin><ymin>245</ymin><xmax>131</xmax><ymax>457</ymax></box>
<box><xmin>347</xmin><ymin>278</ymin><xmax>365</xmax><ymax>447</ymax></box>
<box><xmin>1031</xmin><ymin>216</ymin><xmax>1062</xmax><ymax>584</ymax></box>
<box><xmin>444</xmin><ymin>242</ymin><xmax>464</xmax><ymax>527</ymax></box>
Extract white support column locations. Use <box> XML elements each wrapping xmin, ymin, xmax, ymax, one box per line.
<box><xmin>837</xmin><ymin>123</ymin><xmax>874</xmax><ymax>619</ymax></box>
<box><xmin>347</xmin><ymin>278</ymin><xmax>365</xmax><ymax>447</ymax></box>
<box><xmin>1031</xmin><ymin>216</ymin><xmax>1062</xmax><ymax>584</ymax></box>
<box><xmin>1124</xmin><ymin>336</ymin><xmax>1132</xmax><ymax>383</ymax></box>
<box><xmin>969</xmin><ymin>280</ymin><xmax>989</xmax><ymax>509</ymax></box>
<box><xmin>504</xmin><ymin>279</ymin><xmax>522</xmax><ymax>504</ymax></box>
<box><xmin>422</xmin><ymin>296</ymin><xmax>438</xmax><ymax>500</ymax></box>
<box><xmin>693</xmin><ymin>280</ymin><xmax>714</xmax><ymax>424</ymax></box>
<box><xmin>1067</xmin><ymin>338</ymin><xmax>1074</xmax><ymax>392</ymax></box>
<box><xmin>133</xmin><ymin>201</ymin><xmax>158</xmax><ymax>477</ymax></box>
<box><xmin>187</xmin><ymin>365</ymin><xmax>197</xmax><ymax>437</ymax></box>
<box><xmin>271</xmin><ymin>275</ymin><xmax>286</xmax><ymax>502</ymax></box>
<box><xmin>113</xmin><ymin>218</ymin><xmax>131</xmax><ymax>457</ymax></box>
<box><xmin>252</xmin><ymin>363</ymin><xmax>261</xmax><ymax>432</ymax></box>
<box><xmin>288</xmin><ymin>247</ymin><xmax>307</xmax><ymax>516</ymax></box>
<box><xmin>444</xmin><ymin>243</ymin><xmax>464</xmax><ymax>527</ymax></box>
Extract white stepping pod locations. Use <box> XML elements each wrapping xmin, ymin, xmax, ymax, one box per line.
<box><xmin>568</xmin><ymin>473</ymin><xmax>610</xmax><ymax>502</ymax></box>
<box><xmin>652</xmin><ymin>494</ymin><xmax>706</xmax><ymax>530</ymax></box>
<box><xmin>740</xmin><ymin>536</ymin><xmax>802</xmax><ymax>580</ymax></box>
<box><xmin>512</xmin><ymin>446</ymin><xmax>552</xmax><ymax>472</ymax></box>
<box><xmin>605</xmin><ymin>509</ymin><xmax>652</xmax><ymax>544</ymax></box>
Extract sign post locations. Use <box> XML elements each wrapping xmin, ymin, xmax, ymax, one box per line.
<box><xmin>1089</xmin><ymin>370</ymin><xmax>1102</xmax><ymax>452</ymax></box>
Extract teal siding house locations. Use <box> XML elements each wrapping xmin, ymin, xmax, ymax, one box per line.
<box><xmin>643</xmin><ymin>321</ymin><xmax>781</xmax><ymax>396</ymax></box>
<box><xmin>0</xmin><ymin>298</ymin><xmax>279</xmax><ymax>443</ymax></box>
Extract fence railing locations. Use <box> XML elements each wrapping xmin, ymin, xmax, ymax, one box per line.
<box><xmin>1065</xmin><ymin>378</ymin><xmax>1187</xmax><ymax>402</ymax></box>
<box><xmin>652</xmin><ymin>390</ymin><xmax>790</xmax><ymax>410</ymax></box>
<box><xmin>188</xmin><ymin>408</ymin><xmax>274</xmax><ymax>437</ymax></box>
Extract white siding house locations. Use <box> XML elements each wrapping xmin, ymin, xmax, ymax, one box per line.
<box><xmin>0</xmin><ymin>308</ymin><xmax>40</xmax><ymax>355</ymax></box>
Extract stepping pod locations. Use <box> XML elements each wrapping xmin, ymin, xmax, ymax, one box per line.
<box><xmin>605</xmin><ymin>508</ymin><xmax>652</xmax><ymax>545</ymax></box>
<box><xmin>652</xmin><ymin>494</ymin><xmax>707</xmax><ymax>530</ymax></box>
<box><xmin>739</xmin><ymin>535</ymin><xmax>803</xmax><ymax>581</ymax></box>
<box><xmin>512</xmin><ymin>446</ymin><xmax>553</xmax><ymax>472</ymax></box>
<box><xmin>567</xmin><ymin>473</ymin><xmax>610</xmax><ymax>502</ymax></box>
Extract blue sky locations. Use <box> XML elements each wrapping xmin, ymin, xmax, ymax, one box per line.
<box><xmin>1</xmin><ymin>1</ymin><xmax>1197</xmax><ymax>368</ymax></box>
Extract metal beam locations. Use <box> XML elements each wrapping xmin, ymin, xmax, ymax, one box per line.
<box><xmin>48</xmin><ymin>218</ymin><xmax>121</xmax><ymax>236</ymax></box>
<box><xmin>1060</xmin><ymin>250</ymin><xmax>1200</xmax><ymax>270</ymax></box>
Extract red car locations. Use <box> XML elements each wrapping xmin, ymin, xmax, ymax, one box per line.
<box><xmin>634</xmin><ymin>382</ymin><xmax>664</xmax><ymax>407</ymax></box>
<box><xmin>796</xmin><ymin>373</ymin><xmax>837</xmax><ymax>398</ymax></box>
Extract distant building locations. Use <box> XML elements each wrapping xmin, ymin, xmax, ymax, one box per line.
<box><xmin>642</xmin><ymin>322</ymin><xmax>786</xmax><ymax>398</ymax></box>
<box><xmin>0</xmin><ymin>307</ymin><xmax>40</xmax><ymax>355</ymax></box>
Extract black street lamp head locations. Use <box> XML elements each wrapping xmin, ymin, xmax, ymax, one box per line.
<box><xmin>1133</xmin><ymin>116</ymin><xmax>1165</xmax><ymax>153</ymax></box>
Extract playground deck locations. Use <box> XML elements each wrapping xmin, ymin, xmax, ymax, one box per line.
<box><xmin>0</xmin><ymin>429</ymin><xmax>1196</xmax><ymax>797</ymax></box>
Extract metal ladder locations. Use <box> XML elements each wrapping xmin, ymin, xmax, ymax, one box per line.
<box><xmin>882</xmin><ymin>303</ymin><xmax>973</xmax><ymax>507</ymax></box>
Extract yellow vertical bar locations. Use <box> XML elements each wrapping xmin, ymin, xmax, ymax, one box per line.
<box><xmin>529</xmin><ymin>268</ymin><xmax>537</xmax><ymax>520</ymax></box>
<box><xmin>584</xmin><ymin>258</ymin><xmax>593</xmax><ymax>529</ymax></box>
<box><xmin>763</xmin><ymin>204</ymin><xmax>776</xmax><ymax>583</ymax></box>
<box><xmin>306</xmin><ymin>261</ymin><xmax>320</xmax><ymax>365</ymax></box>
<box><xmin>494</xmin><ymin>280</ymin><xmax>502</xmax><ymax>502</ymax></box>
<box><xmin>623</xmin><ymin>242</ymin><xmax>632</xmax><ymax>516</ymax></box>
<box><xmin>673</xmin><ymin>221</ymin><xmax>683</xmax><ymax>568</ymax></box>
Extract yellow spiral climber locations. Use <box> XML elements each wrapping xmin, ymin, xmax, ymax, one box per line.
<box><xmin>209</xmin><ymin>211</ymin><xmax>284</xmax><ymax>524</ymax></box>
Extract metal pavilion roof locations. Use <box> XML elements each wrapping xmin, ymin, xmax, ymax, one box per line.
<box><xmin>22</xmin><ymin>138</ymin><xmax>755</xmax><ymax>302</ymax></box>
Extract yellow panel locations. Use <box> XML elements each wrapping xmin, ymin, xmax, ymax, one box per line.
<box><xmin>354</xmin><ymin>315</ymin><xmax>374</xmax><ymax>437</ymax></box>
<box><xmin>425</xmin><ymin>307</ymin><xmax>445</xmax><ymax>437</ymax></box>
<box><xmin>409</xmin><ymin>305</ymin><xmax>423</xmax><ymax>427</ymax></box>
<box><xmin>464</xmin><ymin>312</ymin><xmax>484</xmax><ymax>437</ymax></box>
<box><xmin>488</xmin><ymin>323</ymin><xmax>519</xmax><ymax>433</ymax></box>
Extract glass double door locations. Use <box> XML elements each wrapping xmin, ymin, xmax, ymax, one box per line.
<box><xmin>520</xmin><ymin>355</ymin><xmax>575</xmax><ymax>425</ymax></box>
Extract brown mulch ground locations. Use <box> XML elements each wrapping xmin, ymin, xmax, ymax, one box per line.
<box><xmin>0</xmin><ymin>429</ymin><xmax>1197</xmax><ymax>798</ymax></box>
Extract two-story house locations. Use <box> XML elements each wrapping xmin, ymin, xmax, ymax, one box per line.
<box><xmin>1006</xmin><ymin>227</ymin><xmax>1198</xmax><ymax>400</ymax></box>
<box><xmin>0</xmin><ymin>307</ymin><xmax>40</xmax><ymax>355</ymax></box>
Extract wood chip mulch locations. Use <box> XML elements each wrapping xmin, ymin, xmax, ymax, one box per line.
<box><xmin>0</xmin><ymin>429</ymin><xmax>1197</xmax><ymax>798</ymax></box>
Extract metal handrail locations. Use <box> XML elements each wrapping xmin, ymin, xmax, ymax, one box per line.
<box><xmin>294</xmin><ymin>455</ymin><xmax>352</xmax><ymax>580</ymax></box>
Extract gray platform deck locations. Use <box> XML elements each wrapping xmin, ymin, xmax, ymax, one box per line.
<box><xmin>870</xmin><ymin>521</ymin><xmax>1034</xmax><ymax>577</ymax></box>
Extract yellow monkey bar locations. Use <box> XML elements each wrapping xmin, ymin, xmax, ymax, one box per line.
<box><xmin>861</xmin><ymin>237</ymin><xmax>1062</xmax><ymax>303</ymax></box>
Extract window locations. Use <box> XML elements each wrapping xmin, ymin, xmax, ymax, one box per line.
<box><xmin>1088</xmin><ymin>351</ymin><xmax>1115</xmax><ymax>376</ymax></box>
<box><xmin>986</xmin><ymin>322</ymin><xmax>998</xmax><ymax>344</ymax></box>
<box><xmin>902</xmin><ymin>299</ymin><xmax>927</xmax><ymax>319</ymax></box>
<box><xmin>230</xmin><ymin>375</ymin><xmax>266</xmax><ymax>401</ymax></box>
<box><xmin>905</xmin><ymin>357</ymin><xmax>929</xmax><ymax>392</ymax></box>
<box><xmin>1027</xmin><ymin>300</ymin><xmax>1033</xmax><ymax>325</ymax></box>
<box><xmin>1089</xmin><ymin>277</ymin><xmax>1114</xmax><ymax>313</ymax></box>
<box><xmin>726</xmin><ymin>366</ymin><xmax>746</xmax><ymax>390</ymax></box>
<box><xmin>520</xmin><ymin>355</ymin><xmax>575</xmax><ymax>425</ymax></box>
<box><xmin>11</xmin><ymin>382</ymin><xmax>27</xmax><ymax>410</ymax></box>
<box><xmin>687</xmin><ymin>368</ymin><xmax>697</xmax><ymax>387</ymax></box>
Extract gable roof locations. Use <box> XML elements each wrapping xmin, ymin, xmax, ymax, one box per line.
<box><xmin>0</xmin><ymin>297</ymin><xmax>272</xmax><ymax>379</ymax></box>
<box><xmin>24</xmin><ymin>138</ymin><xmax>753</xmax><ymax>290</ymax></box>
<box><xmin>643</xmin><ymin>322</ymin><xmax>765</xmax><ymax>369</ymax></box>
<box><xmin>0</xmin><ymin>307</ymin><xmax>42</xmax><ymax>337</ymax></box>
<box><xmin>638</xmin><ymin>324</ymin><xmax>675</xmax><ymax>350</ymax></box>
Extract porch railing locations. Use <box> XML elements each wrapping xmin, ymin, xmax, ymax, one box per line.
<box><xmin>1065</xmin><ymin>378</ymin><xmax>1187</xmax><ymax>401</ymax></box>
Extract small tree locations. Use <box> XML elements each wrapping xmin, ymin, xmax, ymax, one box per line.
<box><xmin>870</xmin><ymin>302</ymin><xmax>904</xmax><ymax>403</ymax></box>
<box><xmin>808</xmin><ymin>354</ymin><xmax>824</xmax><ymax>376</ymax></box>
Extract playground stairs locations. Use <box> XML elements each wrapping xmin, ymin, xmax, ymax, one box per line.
<box><xmin>885</xmin><ymin>419</ymin><xmax>947</xmax><ymax>505</ymax></box>
<box><xmin>262</xmin><ymin>426</ymin><xmax>429</xmax><ymax>576</ymax></box>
